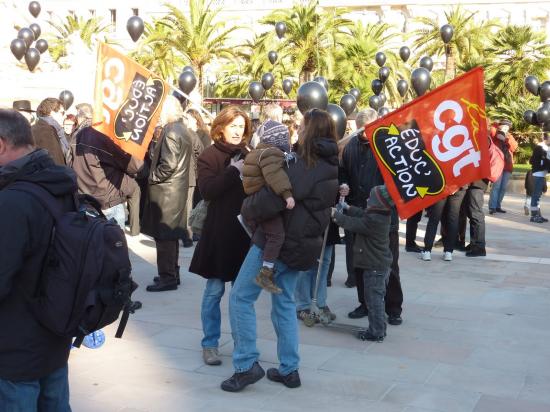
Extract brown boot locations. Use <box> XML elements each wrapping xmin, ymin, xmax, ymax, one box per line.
<box><xmin>255</xmin><ymin>266</ymin><xmax>282</xmax><ymax>294</ymax></box>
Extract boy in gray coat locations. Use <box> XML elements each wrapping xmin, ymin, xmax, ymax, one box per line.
<box><xmin>332</xmin><ymin>185</ymin><xmax>394</xmax><ymax>341</ymax></box>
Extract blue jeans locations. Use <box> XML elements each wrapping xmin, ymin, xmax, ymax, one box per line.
<box><xmin>0</xmin><ymin>365</ymin><xmax>71</xmax><ymax>412</ymax></box>
<box><xmin>201</xmin><ymin>278</ymin><xmax>226</xmax><ymax>348</ymax></box>
<box><xmin>103</xmin><ymin>203</ymin><xmax>125</xmax><ymax>229</ymax></box>
<box><xmin>531</xmin><ymin>176</ymin><xmax>546</xmax><ymax>210</ymax></box>
<box><xmin>295</xmin><ymin>245</ymin><xmax>333</xmax><ymax>311</ymax></box>
<box><xmin>229</xmin><ymin>245</ymin><xmax>300</xmax><ymax>375</ymax></box>
<box><xmin>488</xmin><ymin>171</ymin><xmax>511</xmax><ymax>209</ymax></box>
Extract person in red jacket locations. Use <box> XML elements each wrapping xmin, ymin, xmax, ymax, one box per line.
<box><xmin>488</xmin><ymin>119</ymin><xmax>518</xmax><ymax>214</ymax></box>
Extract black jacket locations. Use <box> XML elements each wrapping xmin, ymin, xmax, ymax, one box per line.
<box><xmin>340</xmin><ymin>136</ymin><xmax>399</xmax><ymax>231</ymax></box>
<box><xmin>71</xmin><ymin>127</ymin><xmax>143</xmax><ymax>209</ymax></box>
<box><xmin>242</xmin><ymin>138</ymin><xmax>339</xmax><ymax>270</ymax></box>
<box><xmin>530</xmin><ymin>144</ymin><xmax>550</xmax><ymax>174</ymax></box>
<box><xmin>141</xmin><ymin>121</ymin><xmax>193</xmax><ymax>240</ymax></box>
<box><xmin>0</xmin><ymin>149</ymin><xmax>76</xmax><ymax>381</ymax></box>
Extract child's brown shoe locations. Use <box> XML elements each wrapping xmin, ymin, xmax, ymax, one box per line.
<box><xmin>255</xmin><ymin>266</ymin><xmax>282</xmax><ymax>294</ymax></box>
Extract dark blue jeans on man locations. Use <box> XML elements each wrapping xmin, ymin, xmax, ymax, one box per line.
<box><xmin>0</xmin><ymin>365</ymin><xmax>71</xmax><ymax>412</ymax></box>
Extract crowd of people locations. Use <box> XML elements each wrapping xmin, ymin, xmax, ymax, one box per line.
<box><xmin>1</xmin><ymin>93</ymin><xmax>549</xmax><ymax>409</ymax></box>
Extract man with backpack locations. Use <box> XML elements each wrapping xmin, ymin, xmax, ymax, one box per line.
<box><xmin>0</xmin><ymin>109</ymin><xmax>75</xmax><ymax>410</ymax></box>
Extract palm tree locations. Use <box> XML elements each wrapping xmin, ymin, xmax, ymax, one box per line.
<box><xmin>487</xmin><ymin>25</ymin><xmax>550</xmax><ymax>103</ymax></box>
<box><xmin>153</xmin><ymin>0</ymin><xmax>241</xmax><ymax>94</ymax></box>
<box><xmin>411</xmin><ymin>7</ymin><xmax>499</xmax><ymax>80</ymax></box>
<box><xmin>132</xmin><ymin>19</ymin><xmax>184</xmax><ymax>82</ymax></box>
<box><xmin>258</xmin><ymin>0</ymin><xmax>352</xmax><ymax>83</ymax></box>
<box><xmin>47</xmin><ymin>13</ymin><xmax>112</xmax><ymax>65</ymax></box>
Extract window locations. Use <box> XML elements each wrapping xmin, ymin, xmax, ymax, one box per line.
<box><xmin>109</xmin><ymin>9</ymin><xmax>117</xmax><ymax>32</ymax></box>
<box><xmin>132</xmin><ymin>8</ymin><xmax>139</xmax><ymax>16</ymax></box>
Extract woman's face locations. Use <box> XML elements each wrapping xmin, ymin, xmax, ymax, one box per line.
<box><xmin>63</xmin><ymin>120</ymin><xmax>75</xmax><ymax>135</ymax></box>
<box><xmin>221</xmin><ymin>115</ymin><xmax>246</xmax><ymax>145</ymax></box>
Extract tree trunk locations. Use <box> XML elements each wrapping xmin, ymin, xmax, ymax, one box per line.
<box><xmin>444</xmin><ymin>47</ymin><xmax>456</xmax><ymax>82</ymax></box>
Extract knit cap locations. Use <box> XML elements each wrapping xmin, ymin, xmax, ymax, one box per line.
<box><xmin>366</xmin><ymin>185</ymin><xmax>394</xmax><ymax>212</ymax></box>
<box><xmin>258</xmin><ymin>120</ymin><xmax>290</xmax><ymax>153</ymax></box>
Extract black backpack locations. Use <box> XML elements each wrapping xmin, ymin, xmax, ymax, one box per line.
<box><xmin>9</xmin><ymin>182</ymin><xmax>138</xmax><ymax>347</ymax></box>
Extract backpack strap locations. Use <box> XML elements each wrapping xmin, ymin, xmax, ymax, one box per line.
<box><xmin>7</xmin><ymin>181</ymin><xmax>65</xmax><ymax>221</ymax></box>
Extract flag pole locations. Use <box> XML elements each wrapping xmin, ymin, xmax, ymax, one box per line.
<box><xmin>170</xmin><ymin>85</ymin><xmax>215</xmax><ymax>120</ymax></box>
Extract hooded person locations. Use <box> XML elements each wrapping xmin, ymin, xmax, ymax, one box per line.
<box><xmin>241</xmin><ymin>119</ymin><xmax>295</xmax><ymax>294</ymax></box>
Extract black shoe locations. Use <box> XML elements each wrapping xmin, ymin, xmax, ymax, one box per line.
<box><xmin>456</xmin><ymin>242</ymin><xmax>468</xmax><ymax>252</ymax></box>
<box><xmin>192</xmin><ymin>233</ymin><xmax>201</xmax><ymax>241</ymax></box>
<box><xmin>266</xmin><ymin>368</ymin><xmax>301</xmax><ymax>388</ymax></box>
<box><xmin>388</xmin><ymin>315</ymin><xmax>402</xmax><ymax>325</ymax></box>
<box><xmin>154</xmin><ymin>274</ymin><xmax>181</xmax><ymax>285</ymax></box>
<box><xmin>128</xmin><ymin>301</ymin><xmax>142</xmax><ymax>312</ymax></box>
<box><xmin>489</xmin><ymin>209</ymin><xmax>496</xmax><ymax>215</ymax></box>
<box><xmin>496</xmin><ymin>208</ymin><xmax>506</xmax><ymax>213</ymax></box>
<box><xmin>356</xmin><ymin>329</ymin><xmax>385</xmax><ymax>342</ymax></box>
<box><xmin>220</xmin><ymin>362</ymin><xmax>265</xmax><ymax>392</ymax></box>
<box><xmin>466</xmin><ymin>248</ymin><xmax>486</xmax><ymax>257</ymax></box>
<box><xmin>182</xmin><ymin>239</ymin><xmax>193</xmax><ymax>248</ymax></box>
<box><xmin>348</xmin><ymin>305</ymin><xmax>368</xmax><ymax>319</ymax></box>
<box><xmin>344</xmin><ymin>278</ymin><xmax>356</xmax><ymax>288</ymax></box>
<box><xmin>405</xmin><ymin>243</ymin><xmax>422</xmax><ymax>253</ymax></box>
<box><xmin>146</xmin><ymin>277</ymin><xmax>178</xmax><ymax>292</ymax></box>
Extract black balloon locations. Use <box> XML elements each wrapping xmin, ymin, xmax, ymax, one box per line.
<box><xmin>375</xmin><ymin>52</ymin><xmax>386</xmax><ymax>67</ymax></box>
<box><xmin>379</xmin><ymin>66</ymin><xmax>390</xmax><ymax>83</ymax></box>
<box><xmin>183</xmin><ymin>65</ymin><xmax>194</xmax><ymax>73</ymax></box>
<box><xmin>24</xmin><ymin>48</ymin><xmax>40</xmax><ymax>71</ymax></box>
<box><xmin>282</xmin><ymin>79</ymin><xmax>293</xmax><ymax>95</ymax></box>
<box><xmin>313</xmin><ymin>76</ymin><xmax>329</xmax><ymax>91</ymax></box>
<box><xmin>440</xmin><ymin>24</ymin><xmax>454</xmax><ymax>44</ymax></box>
<box><xmin>18</xmin><ymin>28</ymin><xmax>35</xmax><ymax>48</ymax></box>
<box><xmin>411</xmin><ymin>67</ymin><xmax>431</xmax><ymax>97</ymax></box>
<box><xmin>379</xmin><ymin>92</ymin><xmax>387</xmax><ymax>106</ymax></box>
<box><xmin>327</xmin><ymin>103</ymin><xmax>347</xmax><ymax>139</ymax></box>
<box><xmin>261</xmin><ymin>72</ymin><xmax>274</xmax><ymax>90</ymax></box>
<box><xmin>28</xmin><ymin>1</ymin><xmax>41</xmax><ymax>18</ymax></box>
<box><xmin>10</xmin><ymin>39</ymin><xmax>26</xmax><ymax>60</ymax></box>
<box><xmin>349</xmin><ymin>88</ymin><xmax>361</xmax><ymax>100</ymax></box>
<box><xmin>369</xmin><ymin>95</ymin><xmax>381</xmax><ymax>110</ymax></box>
<box><xmin>127</xmin><ymin>16</ymin><xmax>144</xmax><ymax>42</ymax></box>
<box><xmin>36</xmin><ymin>38</ymin><xmax>48</xmax><ymax>54</ymax></box>
<box><xmin>537</xmin><ymin>105</ymin><xmax>550</xmax><ymax>124</ymax></box>
<box><xmin>378</xmin><ymin>107</ymin><xmax>390</xmax><ymax>117</ymax></box>
<box><xmin>296</xmin><ymin>81</ymin><xmax>328</xmax><ymax>114</ymax></box>
<box><xmin>339</xmin><ymin>94</ymin><xmax>356</xmax><ymax>116</ymax></box>
<box><xmin>371</xmin><ymin>79</ymin><xmax>383</xmax><ymax>95</ymax></box>
<box><xmin>543</xmin><ymin>121</ymin><xmax>550</xmax><ymax>132</ymax></box>
<box><xmin>59</xmin><ymin>90</ymin><xmax>74</xmax><ymax>110</ymax></box>
<box><xmin>399</xmin><ymin>46</ymin><xmax>410</xmax><ymax>63</ymax></box>
<box><xmin>525</xmin><ymin>76</ymin><xmax>540</xmax><ymax>96</ymax></box>
<box><xmin>178</xmin><ymin>70</ymin><xmax>197</xmax><ymax>94</ymax></box>
<box><xmin>249</xmin><ymin>81</ymin><xmax>264</xmax><ymax>102</ymax></box>
<box><xmin>268</xmin><ymin>51</ymin><xmax>278</xmax><ymax>65</ymax></box>
<box><xmin>419</xmin><ymin>56</ymin><xmax>434</xmax><ymax>72</ymax></box>
<box><xmin>29</xmin><ymin>23</ymin><xmax>41</xmax><ymax>39</ymax></box>
<box><xmin>523</xmin><ymin>110</ymin><xmax>537</xmax><ymax>125</ymax></box>
<box><xmin>539</xmin><ymin>81</ymin><xmax>550</xmax><ymax>102</ymax></box>
<box><xmin>397</xmin><ymin>79</ymin><xmax>409</xmax><ymax>97</ymax></box>
<box><xmin>275</xmin><ymin>22</ymin><xmax>287</xmax><ymax>39</ymax></box>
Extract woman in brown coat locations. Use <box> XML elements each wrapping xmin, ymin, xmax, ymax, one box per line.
<box><xmin>189</xmin><ymin>106</ymin><xmax>252</xmax><ymax>366</ymax></box>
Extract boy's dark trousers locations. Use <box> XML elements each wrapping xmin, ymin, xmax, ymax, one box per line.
<box><xmin>246</xmin><ymin>215</ymin><xmax>285</xmax><ymax>263</ymax></box>
<box><xmin>362</xmin><ymin>268</ymin><xmax>391</xmax><ymax>336</ymax></box>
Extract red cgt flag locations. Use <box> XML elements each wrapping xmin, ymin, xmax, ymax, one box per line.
<box><xmin>93</xmin><ymin>43</ymin><xmax>169</xmax><ymax>160</ymax></box>
<box><xmin>364</xmin><ymin>67</ymin><xmax>489</xmax><ymax>219</ymax></box>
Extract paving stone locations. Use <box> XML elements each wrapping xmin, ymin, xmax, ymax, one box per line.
<box><xmin>473</xmin><ymin>394</ymin><xmax>550</xmax><ymax>412</ymax></box>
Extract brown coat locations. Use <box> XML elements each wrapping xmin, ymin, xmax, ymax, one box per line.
<box><xmin>242</xmin><ymin>143</ymin><xmax>292</xmax><ymax>199</ymax></box>
<box><xmin>31</xmin><ymin>119</ymin><xmax>66</xmax><ymax>166</ymax></box>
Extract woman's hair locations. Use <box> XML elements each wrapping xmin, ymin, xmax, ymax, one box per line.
<box><xmin>210</xmin><ymin>106</ymin><xmax>252</xmax><ymax>143</ymax></box>
<box><xmin>298</xmin><ymin>108</ymin><xmax>337</xmax><ymax>167</ymax></box>
<box><xmin>186</xmin><ymin>109</ymin><xmax>207</xmax><ymax>132</ymax></box>
<box><xmin>160</xmin><ymin>95</ymin><xmax>184</xmax><ymax>126</ymax></box>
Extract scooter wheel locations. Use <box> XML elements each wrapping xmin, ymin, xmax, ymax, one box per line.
<box><xmin>303</xmin><ymin>313</ymin><xmax>317</xmax><ymax>327</ymax></box>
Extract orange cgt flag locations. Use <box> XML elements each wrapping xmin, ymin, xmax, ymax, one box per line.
<box><xmin>93</xmin><ymin>43</ymin><xmax>169</xmax><ymax>160</ymax></box>
<box><xmin>364</xmin><ymin>67</ymin><xmax>489</xmax><ymax>219</ymax></box>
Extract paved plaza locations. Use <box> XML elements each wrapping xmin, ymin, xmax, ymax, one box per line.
<box><xmin>69</xmin><ymin>193</ymin><xmax>550</xmax><ymax>412</ymax></box>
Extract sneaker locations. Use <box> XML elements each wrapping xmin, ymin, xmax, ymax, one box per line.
<box><xmin>320</xmin><ymin>306</ymin><xmax>336</xmax><ymax>321</ymax></box>
<box><xmin>443</xmin><ymin>251</ymin><xmax>453</xmax><ymax>262</ymax></box>
<box><xmin>297</xmin><ymin>309</ymin><xmax>318</xmax><ymax>323</ymax></box>
<box><xmin>203</xmin><ymin>347</ymin><xmax>222</xmax><ymax>366</ymax></box>
<box><xmin>530</xmin><ymin>215</ymin><xmax>546</xmax><ymax>223</ymax></box>
<box><xmin>356</xmin><ymin>329</ymin><xmax>385</xmax><ymax>342</ymax></box>
<box><xmin>221</xmin><ymin>362</ymin><xmax>265</xmax><ymax>392</ymax></box>
<box><xmin>496</xmin><ymin>208</ymin><xmax>506</xmax><ymax>213</ymax></box>
<box><xmin>348</xmin><ymin>305</ymin><xmax>368</xmax><ymax>319</ymax></box>
<box><xmin>266</xmin><ymin>368</ymin><xmax>301</xmax><ymax>388</ymax></box>
<box><xmin>255</xmin><ymin>266</ymin><xmax>282</xmax><ymax>294</ymax></box>
<box><xmin>420</xmin><ymin>251</ymin><xmax>431</xmax><ymax>261</ymax></box>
